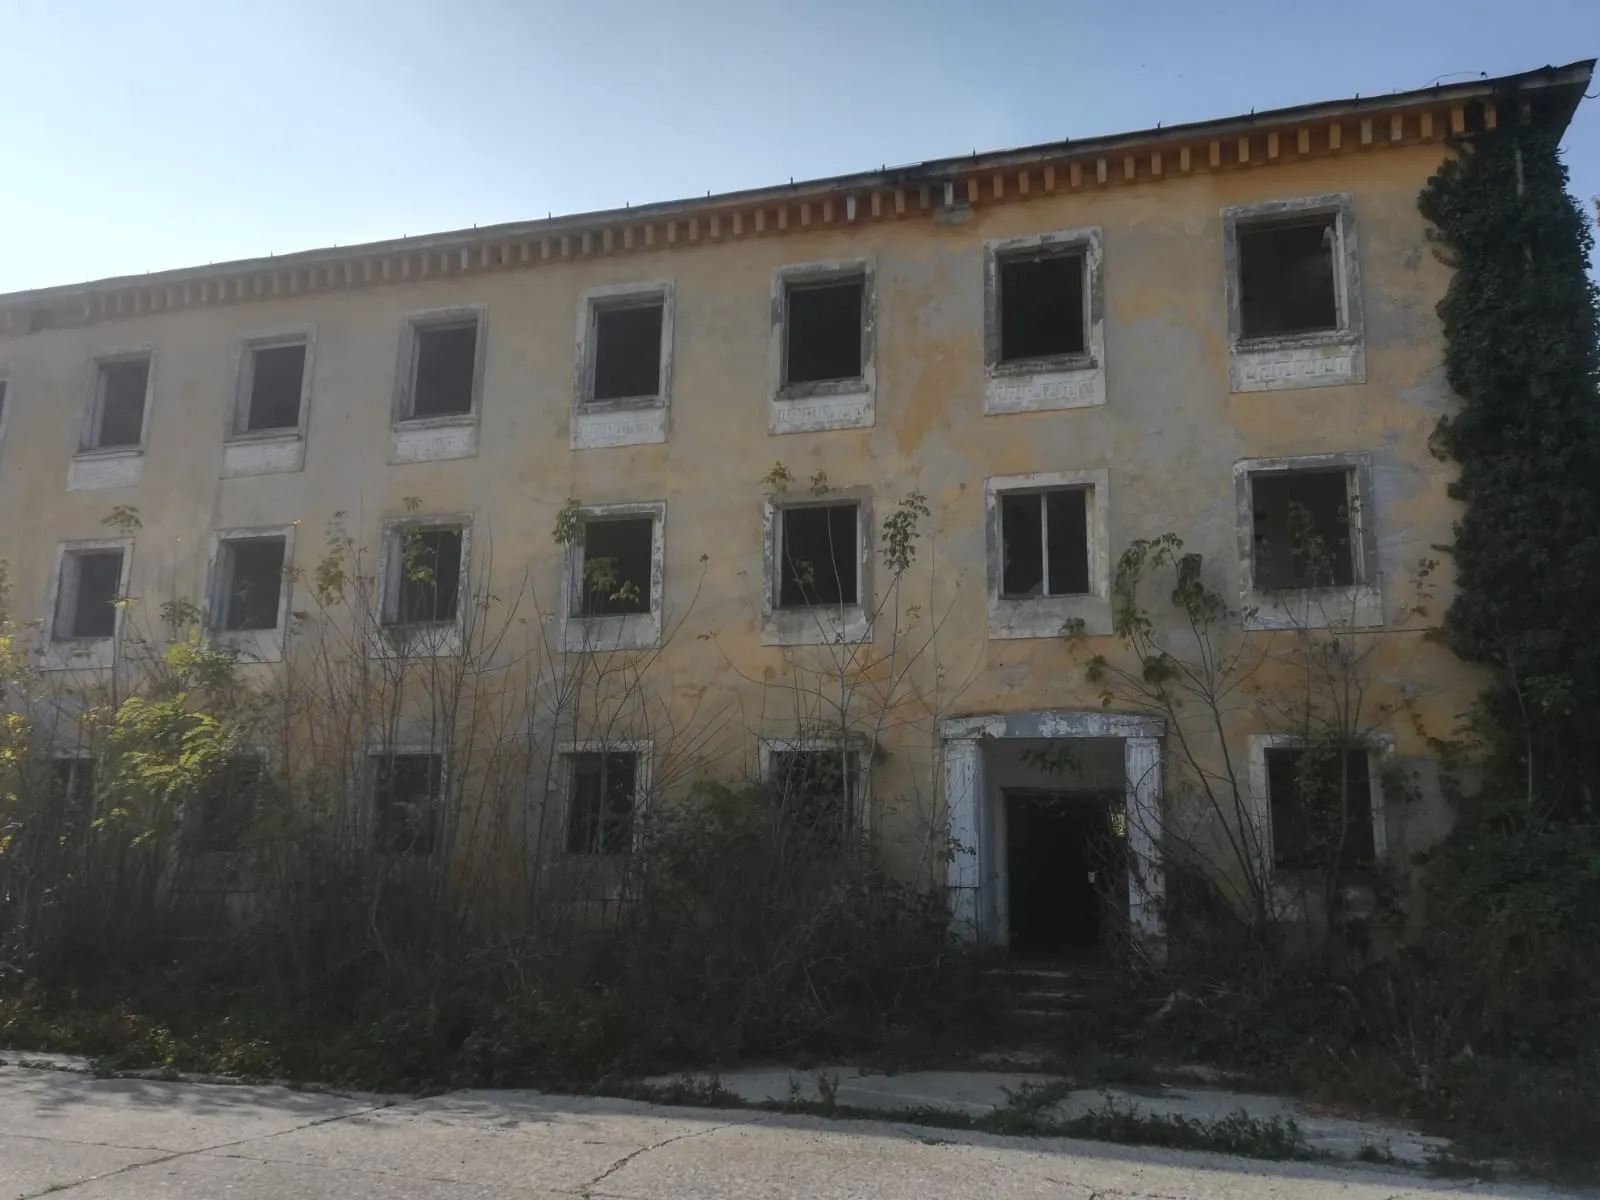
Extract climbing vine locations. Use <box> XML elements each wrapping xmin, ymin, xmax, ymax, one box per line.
<box><xmin>1418</xmin><ymin>95</ymin><xmax>1600</xmax><ymax>819</ymax></box>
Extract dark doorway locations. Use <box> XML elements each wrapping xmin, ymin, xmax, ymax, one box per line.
<box><xmin>1004</xmin><ymin>789</ymin><xmax>1117</xmax><ymax>959</ymax></box>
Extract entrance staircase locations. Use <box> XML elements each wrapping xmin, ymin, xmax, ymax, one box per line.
<box><xmin>985</xmin><ymin>961</ymin><xmax>1104</xmax><ymax>1026</ymax></box>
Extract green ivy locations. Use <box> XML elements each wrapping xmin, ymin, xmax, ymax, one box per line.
<box><xmin>1418</xmin><ymin>96</ymin><xmax>1600</xmax><ymax>819</ymax></box>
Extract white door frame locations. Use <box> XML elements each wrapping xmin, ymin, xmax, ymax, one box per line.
<box><xmin>941</xmin><ymin>709</ymin><xmax>1166</xmax><ymax>965</ymax></box>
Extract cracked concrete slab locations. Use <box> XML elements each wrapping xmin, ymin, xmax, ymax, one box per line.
<box><xmin>0</xmin><ymin>1064</ymin><xmax>1576</xmax><ymax>1199</ymax></box>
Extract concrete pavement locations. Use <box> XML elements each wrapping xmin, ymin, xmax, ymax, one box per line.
<box><xmin>0</xmin><ymin>1059</ymin><xmax>1580</xmax><ymax>1199</ymax></box>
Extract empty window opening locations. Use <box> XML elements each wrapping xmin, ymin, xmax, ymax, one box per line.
<box><xmin>197</xmin><ymin>755</ymin><xmax>263</xmax><ymax>854</ymax></box>
<box><xmin>244</xmin><ymin>343</ymin><xmax>306</xmax><ymax>432</ymax></box>
<box><xmin>56</xmin><ymin>551</ymin><xmax>122</xmax><ymax>640</ymax></box>
<box><xmin>389</xmin><ymin>528</ymin><xmax>463</xmax><ymax>626</ymax></box>
<box><xmin>46</xmin><ymin>757</ymin><xmax>97</xmax><ymax>843</ymax></box>
<box><xmin>998</xmin><ymin>251</ymin><xmax>1086</xmax><ymax>363</ymax></box>
<box><xmin>1266</xmin><ymin>746</ymin><xmax>1374</xmax><ymax>869</ymax></box>
<box><xmin>1001</xmin><ymin>489</ymin><xmax>1090</xmax><ymax>598</ymax></box>
<box><xmin>785</xmin><ymin>279</ymin><xmax>864</xmax><ymax>385</ymax></box>
<box><xmin>93</xmin><ymin>358</ymin><xmax>150</xmax><ymax>449</ymax></box>
<box><xmin>218</xmin><ymin>537</ymin><xmax>286</xmax><ymax>632</ymax></box>
<box><xmin>565</xmin><ymin>751</ymin><xmax>637</xmax><ymax>855</ymax></box>
<box><xmin>768</xmin><ymin>749</ymin><xmax>859</xmax><ymax>847</ymax></box>
<box><xmin>1238</xmin><ymin>217</ymin><xmax>1339</xmax><ymax>339</ymax></box>
<box><xmin>372</xmin><ymin>753</ymin><xmax>441</xmax><ymax>856</ymax></box>
<box><xmin>778</xmin><ymin>504</ymin><xmax>857</xmax><ymax>608</ymax></box>
<box><xmin>409</xmin><ymin>322</ymin><xmax>477</xmax><ymax>418</ymax></box>
<box><xmin>591</xmin><ymin>302</ymin><xmax>664</xmax><ymax>402</ymax></box>
<box><xmin>579</xmin><ymin>517</ymin><xmax>653</xmax><ymax>617</ymax></box>
<box><xmin>1252</xmin><ymin>470</ymin><xmax>1355</xmax><ymax>590</ymax></box>
<box><xmin>0</xmin><ymin>379</ymin><xmax>8</xmax><ymax>424</ymax></box>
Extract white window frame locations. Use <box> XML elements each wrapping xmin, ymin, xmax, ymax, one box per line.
<box><xmin>375</xmin><ymin>515</ymin><xmax>471</xmax><ymax>658</ymax></box>
<box><xmin>982</xmin><ymin>226</ymin><xmax>1106</xmax><ymax>415</ymax></box>
<box><xmin>364</xmin><ymin>744</ymin><xmax>449</xmax><ymax>859</ymax></box>
<box><xmin>206</xmin><ymin>525</ymin><xmax>295</xmax><ymax>663</ymax></box>
<box><xmin>984</xmin><ymin>469</ymin><xmax>1111</xmax><ymax>639</ymax></box>
<box><xmin>571</xmin><ymin>281</ymin><xmax>673</xmax><ymax>450</ymax></box>
<box><xmin>561</xmin><ymin>501</ymin><xmax>665</xmax><ymax>653</ymax></box>
<box><xmin>69</xmin><ymin>348</ymin><xmax>154</xmax><ymax>491</ymax></box>
<box><xmin>558</xmin><ymin>739</ymin><xmax>652</xmax><ymax>857</ymax></box>
<box><xmin>761</xmin><ymin>488</ymin><xmax>872</xmax><ymax>646</ymax></box>
<box><xmin>758</xmin><ymin>735</ymin><xmax>872</xmax><ymax>837</ymax></box>
<box><xmin>768</xmin><ymin>258</ymin><xmax>876</xmax><ymax>435</ymax></box>
<box><xmin>390</xmin><ymin>305</ymin><xmax>487</xmax><ymax>464</ymax></box>
<box><xmin>1235</xmin><ymin>452</ymin><xmax>1381</xmax><ymax>631</ymax></box>
<box><xmin>1246</xmin><ymin>732</ymin><xmax>1393</xmax><ymax>920</ymax></box>
<box><xmin>43</xmin><ymin>537</ymin><xmax>134</xmax><ymax>671</ymax></box>
<box><xmin>1222</xmin><ymin>193</ymin><xmax>1365</xmax><ymax>394</ymax></box>
<box><xmin>223</xmin><ymin>326</ymin><xmax>315</xmax><ymax>478</ymax></box>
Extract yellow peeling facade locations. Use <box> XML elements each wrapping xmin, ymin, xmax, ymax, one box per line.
<box><xmin>0</xmin><ymin>63</ymin><xmax>1590</xmax><ymax>955</ymax></box>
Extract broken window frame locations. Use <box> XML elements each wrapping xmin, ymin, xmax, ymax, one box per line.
<box><xmin>377</xmin><ymin>518</ymin><xmax>470</xmax><ymax>653</ymax></box>
<box><xmin>560</xmin><ymin>742</ymin><xmax>650</xmax><ymax>857</ymax></box>
<box><xmin>996</xmin><ymin>486</ymin><xmax>1093</xmax><ymax>600</ymax></box>
<box><xmin>209</xmin><ymin>528</ymin><xmax>292</xmax><ymax>641</ymax></box>
<box><xmin>759</xmin><ymin>738</ymin><xmax>869</xmax><ymax>849</ymax></box>
<box><xmin>769</xmin><ymin>259</ymin><xmax>876</xmax><ymax>431</ymax></box>
<box><xmin>393</xmin><ymin>307</ymin><xmax>487</xmax><ymax>426</ymax></box>
<box><xmin>81</xmin><ymin>350</ymin><xmax>154</xmax><ymax>453</ymax></box>
<box><xmin>230</xmin><ymin>329</ymin><xmax>314</xmax><ymax>439</ymax></box>
<box><xmin>50</xmin><ymin>541</ymin><xmax>129</xmax><ymax>643</ymax></box>
<box><xmin>1221</xmin><ymin>194</ymin><xmax>1364</xmax><ymax>396</ymax></box>
<box><xmin>762</xmin><ymin>490</ymin><xmax>873</xmax><ymax>646</ymax></box>
<box><xmin>1247</xmin><ymin>733</ymin><xmax>1389</xmax><ymax>898</ymax></box>
<box><xmin>562</xmin><ymin>502</ymin><xmax>666</xmax><ymax>652</ymax></box>
<box><xmin>577</xmin><ymin>282</ymin><xmax>673</xmax><ymax>410</ymax></box>
<box><xmin>1236</xmin><ymin>453</ymin><xmax>1381</xmax><ymax>631</ymax></box>
<box><xmin>367</xmin><ymin>748</ymin><xmax>446</xmax><ymax>858</ymax></box>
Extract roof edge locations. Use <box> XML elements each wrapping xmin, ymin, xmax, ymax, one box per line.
<box><xmin>3</xmin><ymin>58</ymin><xmax>1591</xmax><ymax>307</ymax></box>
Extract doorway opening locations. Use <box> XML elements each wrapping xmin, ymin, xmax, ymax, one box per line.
<box><xmin>1004</xmin><ymin>788</ymin><xmax>1121</xmax><ymax>959</ymax></box>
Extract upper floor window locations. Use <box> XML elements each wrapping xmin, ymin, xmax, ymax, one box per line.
<box><xmin>1235</xmin><ymin>453</ymin><xmax>1380</xmax><ymax>630</ymax></box>
<box><xmin>769</xmin><ymin>260</ymin><xmax>875</xmax><ymax>435</ymax></box>
<box><xmin>238</xmin><ymin>339</ymin><xmax>308</xmax><ymax>434</ymax></box>
<box><xmin>589</xmin><ymin>296</ymin><xmax>666</xmax><ymax>404</ymax></box>
<box><xmin>384</xmin><ymin>525</ymin><xmax>464</xmax><ymax>627</ymax></box>
<box><xmin>1000</xmin><ymin>488</ymin><xmax>1089</xmax><ymax>599</ymax></box>
<box><xmin>997</xmin><ymin>247</ymin><xmax>1085</xmax><ymax>364</ymax></box>
<box><xmin>785</xmin><ymin>277</ymin><xmax>864</xmax><ymax>387</ymax></box>
<box><xmin>1223</xmin><ymin>194</ymin><xmax>1364</xmax><ymax>394</ymax></box>
<box><xmin>576</xmin><ymin>515</ymin><xmax>653</xmax><ymax>617</ymax></box>
<box><xmin>87</xmin><ymin>355</ymin><xmax>151</xmax><ymax>450</ymax></box>
<box><xmin>409</xmin><ymin>320</ymin><xmax>477</xmax><ymax>418</ymax></box>
<box><xmin>214</xmin><ymin>535</ymin><xmax>287</xmax><ymax>631</ymax></box>
<box><xmin>55</xmin><ymin>549</ymin><xmax>122</xmax><ymax>640</ymax></box>
<box><xmin>777</xmin><ymin>502</ymin><xmax>858</xmax><ymax>609</ymax></box>
<box><xmin>1237</xmin><ymin>217</ymin><xmax>1339</xmax><ymax>339</ymax></box>
<box><xmin>982</xmin><ymin>228</ymin><xmax>1105</xmax><ymax>415</ymax></box>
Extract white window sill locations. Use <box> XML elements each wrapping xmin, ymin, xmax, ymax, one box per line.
<box><xmin>571</xmin><ymin>402</ymin><xmax>668</xmax><ymax>450</ymax></box>
<box><xmin>562</xmin><ymin>612</ymin><xmax>661</xmax><ymax>653</ymax></box>
<box><xmin>987</xmin><ymin>594</ymin><xmax>1112</xmax><ymax>640</ymax></box>
<box><xmin>67</xmin><ymin>448</ymin><xmax>143</xmax><ymax>491</ymax></box>
<box><xmin>222</xmin><ymin>431</ymin><xmax>304</xmax><ymax>477</ymax></box>
<box><xmin>41</xmin><ymin>637</ymin><xmax>115</xmax><ymax>671</ymax></box>
<box><xmin>390</xmin><ymin>415</ymin><xmax>478</xmax><ymax>464</ymax></box>
<box><xmin>762</xmin><ymin>605</ymin><xmax>870</xmax><ymax>646</ymax></box>
<box><xmin>1244</xmin><ymin>583</ymin><xmax>1382</xmax><ymax>631</ymax></box>
<box><xmin>1229</xmin><ymin>332</ymin><xmax>1366</xmax><ymax>394</ymax></box>
<box><xmin>210</xmin><ymin>627</ymin><xmax>285</xmax><ymax>664</ymax></box>
<box><xmin>769</xmin><ymin>384</ymin><xmax>874</xmax><ymax>435</ymax></box>
<box><xmin>371</xmin><ymin>623</ymin><xmax>463</xmax><ymax>658</ymax></box>
<box><xmin>983</xmin><ymin>361</ymin><xmax>1104</xmax><ymax>415</ymax></box>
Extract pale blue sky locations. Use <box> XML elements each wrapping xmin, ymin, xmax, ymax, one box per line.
<box><xmin>2</xmin><ymin>0</ymin><xmax>1596</xmax><ymax>295</ymax></box>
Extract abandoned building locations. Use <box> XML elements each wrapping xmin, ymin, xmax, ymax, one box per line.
<box><xmin>0</xmin><ymin>61</ymin><xmax>1591</xmax><ymax>963</ymax></box>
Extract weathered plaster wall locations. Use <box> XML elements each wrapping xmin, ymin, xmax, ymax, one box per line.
<box><xmin>0</xmin><ymin>140</ymin><xmax>1480</xmax><ymax>895</ymax></box>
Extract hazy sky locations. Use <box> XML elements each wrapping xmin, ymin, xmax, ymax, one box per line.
<box><xmin>2</xmin><ymin>0</ymin><xmax>1596</xmax><ymax>294</ymax></box>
